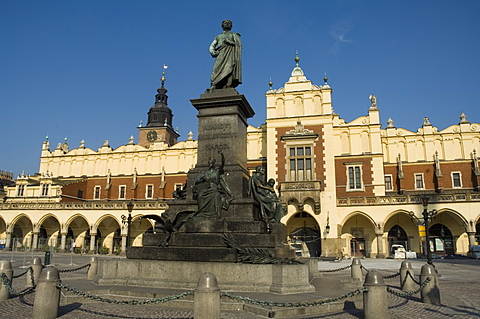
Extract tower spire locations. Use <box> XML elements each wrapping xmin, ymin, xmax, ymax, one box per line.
<box><xmin>147</xmin><ymin>65</ymin><xmax>173</xmax><ymax>128</ymax></box>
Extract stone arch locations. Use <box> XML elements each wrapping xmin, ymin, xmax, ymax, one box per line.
<box><xmin>302</xmin><ymin>197</ymin><xmax>317</xmax><ymax>215</ymax></box>
<box><xmin>37</xmin><ymin>213</ymin><xmax>61</xmax><ymax>249</ymax></box>
<box><xmin>285</xmin><ymin>211</ymin><xmax>321</xmax><ymax>257</ymax></box>
<box><xmin>65</xmin><ymin>213</ymin><xmax>90</xmax><ymax>250</ymax></box>
<box><xmin>435</xmin><ymin>208</ymin><xmax>468</xmax><ymax>232</ymax></box>
<box><xmin>130</xmin><ymin>213</ymin><xmax>154</xmax><ymax>247</ymax></box>
<box><xmin>383</xmin><ymin>209</ymin><xmax>420</xmax><ymax>255</ymax></box>
<box><xmin>340</xmin><ymin>211</ymin><xmax>377</xmax><ymax>258</ymax></box>
<box><xmin>95</xmin><ymin>214</ymin><xmax>121</xmax><ymax>254</ymax></box>
<box><xmin>9</xmin><ymin>213</ymin><xmax>33</xmax><ymax>249</ymax></box>
<box><xmin>433</xmin><ymin>208</ymin><xmax>469</xmax><ymax>255</ymax></box>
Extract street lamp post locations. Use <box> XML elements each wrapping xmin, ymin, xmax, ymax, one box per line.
<box><xmin>420</xmin><ymin>196</ymin><xmax>437</xmax><ymax>265</ymax></box>
<box><xmin>122</xmin><ymin>201</ymin><xmax>134</xmax><ymax>249</ymax></box>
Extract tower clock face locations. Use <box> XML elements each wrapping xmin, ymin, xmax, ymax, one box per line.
<box><xmin>147</xmin><ymin>130</ymin><xmax>157</xmax><ymax>142</ymax></box>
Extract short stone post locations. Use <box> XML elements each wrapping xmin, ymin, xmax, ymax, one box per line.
<box><xmin>363</xmin><ymin>269</ymin><xmax>388</xmax><ymax>319</ymax></box>
<box><xmin>420</xmin><ymin>263</ymin><xmax>440</xmax><ymax>305</ymax></box>
<box><xmin>194</xmin><ymin>272</ymin><xmax>221</xmax><ymax>319</ymax></box>
<box><xmin>33</xmin><ymin>266</ymin><xmax>61</xmax><ymax>319</ymax></box>
<box><xmin>87</xmin><ymin>256</ymin><xmax>98</xmax><ymax>280</ymax></box>
<box><xmin>0</xmin><ymin>260</ymin><xmax>13</xmax><ymax>301</ymax></box>
<box><xmin>399</xmin><ymin>260</ymin><xmax>415</xmax><ymax>292</ymax></box>
<box><xmin>351</xmin><ymin>258</ymin><xmax>363</xmax><ymax>281</ymax></box>
<box><xmin>26</xmin><ymin>257</ymin><xmax>43</xmax><ymax>287</ymax></box>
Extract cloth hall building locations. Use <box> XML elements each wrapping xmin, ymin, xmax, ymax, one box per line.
<box><xmin>1</xmin><ymin>60</ymin><xmax>479</xmax><ymax>259</ymax></box>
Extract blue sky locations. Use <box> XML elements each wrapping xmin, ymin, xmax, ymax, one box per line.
<box><xmin>1</xmin><ymin>1</ymin><xmax>479</xmax><ymax>176</ymax></box>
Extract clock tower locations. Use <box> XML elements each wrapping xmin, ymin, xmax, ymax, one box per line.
<box><xmin>138</xmin><ymin>70</ymin><xmax>180</xmax><ymax>148</ymax></box>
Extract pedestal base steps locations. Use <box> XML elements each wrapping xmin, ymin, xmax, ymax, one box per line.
<box><xmin>93</xmin><ymin>258</ymin><xmax>315</xmax><ymax>294</ymax></box>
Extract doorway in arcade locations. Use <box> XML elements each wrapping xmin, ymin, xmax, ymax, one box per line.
<box><xmin>286</xmin><ymin>211</ymin><xmax>321</xmax><ymax>257</ymax></box>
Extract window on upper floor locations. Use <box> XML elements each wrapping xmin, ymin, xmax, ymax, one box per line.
<box><xmin>77</xmin><ymin>190</ymin><xmax>83</xmax><ymax>199</ymax></box>
<box><xmin>415</xmin><ymin>174</ymin><xmax>424</xmax><ymax>189</ymax></box>
<box><xmin>119</xmin><ymin>185</ymin><xmax>126</xmax><ymax>199</ymax></box>
<box><xmin>146</xmin><ymin>184</ymin><xmax>154</xmax><ymax>199</ymax></box>
<box><xmin>288</xmin><ymin>146</ymin><xmax>313</xmax><ymax>181</ymax></box>
<box><xmin>347</xmin><ymin>165</ymin><xmax>363</xmax><ymax>191</ymax></box>
<box><xmin>94</xmin><ymin>186</ymin><xmax>101</xmax><ymax>200</ymax></box>
<box><xmin>451</xmin><ymin>172</ymin><xmax>462</xmax><ymax>188</ymax></box>
<box><xmin>41</xmin><ymin>184</ymin><xmax>50</xmax><ymax>196</ymax></box>
<box><xmin>385</xmin><ymin>175</ymin><xmax>393</xmax><ymax>191</ymax></box>
<box><xmin>16</xmin><ymin>185</ymin><xmax>25</xmax><ymax>197</ymax></box>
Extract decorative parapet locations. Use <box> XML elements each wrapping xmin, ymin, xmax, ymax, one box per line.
<box><xmin>0</xmin><ymin>200</ymin><xmax>168</xmax><ymax>210</ymax></box>
<box><xmin>337</xmin><ymin>193</ymin><xmax>480</xmax><ymax>206</ymax></box>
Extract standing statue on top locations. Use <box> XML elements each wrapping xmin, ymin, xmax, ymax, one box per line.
<box><xmin>209</xmin><ymin>20</ymin><xmax>242</xmax><ymax>90</ymax></box>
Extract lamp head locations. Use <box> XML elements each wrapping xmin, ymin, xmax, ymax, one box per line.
<box><xmin>420</xmin><ymin>196</ymin><xmax>429</xmax><ymax>208</ymax></box>
<box><xmin>127</xmin><ymin>201</ymin><xmax>134</xmax><ymax>213</ymax></box>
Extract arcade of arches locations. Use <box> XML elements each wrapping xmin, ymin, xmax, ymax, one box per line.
<box><xmin>0</xmin><ymin>213</ymin><xmax>153</xmax><ymax>253</ymax></box>
<box><xmin>1</xmin><ymin>208</ymin><xmax>479</xmax><ymax>257</ymax></box>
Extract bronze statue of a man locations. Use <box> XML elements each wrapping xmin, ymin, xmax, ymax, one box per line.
<box><xmin>209</xmin><ymin>20</ymin><xmax>242</xmax><ymax>90</ymax></box>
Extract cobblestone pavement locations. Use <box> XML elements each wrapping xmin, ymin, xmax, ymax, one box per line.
<box><xmin>0</xmin><ymin>256</ymin><xmax>479</xmax><ymax>318</ymax></box>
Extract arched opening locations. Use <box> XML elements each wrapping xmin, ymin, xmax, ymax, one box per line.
<box><xmin>66</xmin><ymin>215</ymin><xmax>89</xmax><ymax>252</ymax></box>
<box><xmin>286</xmin><ymin>211</ymin><xmax>321</xmax><ymax>257</ymax></box>
<box><xmin>38</xmin><ymin>216</ymin><xmax>60</xmax><ymax>250</ymax></box>
<box><xmin>96</xmin><ymin>216</ymin><xmax>120</xmax><ymax>254</ymax></box>
<box><xmin>341</xmin><ymin>213</ymin><xmax>376</xmax><ymax>258</ymax></box>
<box><xmin>429</xmin><ymin>223</ymin><xmax>454</xmax><ymax>256</ymax></box>
<box><xmin>130</xmin><ymin>216</ymin><xmax>155</xmax><ymax>248</ymax></box>
<box><xmin>10</xmin><ymin>216</ymin><xmax>33</xmax><ymax>250</ymax></box>
<box><xmin>387</xmin><ymin>225</ymin><xmax>408</xmax><ymax>256</ymax></box>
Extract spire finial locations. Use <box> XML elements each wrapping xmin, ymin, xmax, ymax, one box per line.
<box><xmin>269</xmin><ymin>77</ymin><xmax>273</xmax><ymax>90</ymax></box>
<box><xmin>294</xmin><ymin>51</ymin><xmax>300</xmax><ymax>67</ymax></box>
<box><xmin>323</xmin><ymin>72</ymin><xmax>328</xmax><ymax>85</ymax></box>
<box><xmin>161</xmin><ymin>64</ymin><xmax>168</xmax><ymax>87</ymax></box>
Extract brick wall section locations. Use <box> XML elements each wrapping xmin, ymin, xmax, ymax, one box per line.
<box><xmin>275</xmin><ymin>124</ymin><xmax>325</xmax><ymax>184</ymax></box>
<box><xmin>60</xmin><ymin>174</ymin><xmax>188</xmax><ymax>201</ymax></box>
<box><xmin>384</xmin><ymin>160</ymin><xmax>476</xmax><ymax>193</ymax></box>
<box><xmin>401</xmin><ymin>161</ymin><xmax>475</xmax><ymax>190</ymax></box>
<box><xmin>335</xmin><ymin>156</ymin><xmax>374</xmax><ymax>197</ymax></box>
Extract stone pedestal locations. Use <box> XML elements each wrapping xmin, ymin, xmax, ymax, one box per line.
<box><xmin>188</xmin><ymin>88</ymin><xmax>255</xmax><ymax>199</ymax></box>
<box><xmin>127</xmin><ymin>89</ymin><xmax>294</xmax><ymax>262</ymax></box>
<box><xmin>94</xmin><ymin>258</ymin><xmax>315</xmax><ymax>294</ymax></box>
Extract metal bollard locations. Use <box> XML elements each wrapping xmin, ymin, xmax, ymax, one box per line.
<box><xmin>87</xmin><ymin>256</ymin><xmax>98</xmax><ymax>280</ymax></box>
<box><xmin>399</xmin><ymin>260</ymin><xmax>415</xmax><ymax>292</ymax></box>
<box><xmin>420</xmin><ymin>263</ymin><xmax>441</xmax><ymax>305</ymax></box>
<box><xmin>363</xmin><ymin>269</ymin><xmax>388</xmax><ymax>319</ymax></box>
<box><xmin>351</xmin><ymin>258</ymin><xmax>363</xmax><ymax>281</ymax></box>
<box><xmin>26</xmin><ymin>257</ymin><xmax>43</xmax><ymax>287</ymax></box>
<box><xmin>0</xmin><ymin>260</ymin><xmax>13</xmax><ymax>301</ymax></box>
<box><xmin>33</xmin><ymin>266</ymin><xmax>61</xmax><ymax>319</ymax></box>
<box><xmin>194</xmin><ymin>272</ymin><xmax>221</xmax><ymax>319</ymax></box>
<box><xmin>44</xmin><ymin>251</ymin><xmax>51</xmax><ymax>266</ymax></box>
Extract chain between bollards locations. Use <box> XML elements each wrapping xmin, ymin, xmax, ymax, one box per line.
<box><xmin>222</xmin><ymin>287</ymin><xmax>366</xmax><ymax>307</ymax></box>
<box><xmin>58</xmin><ymin>263</ymin><xmax>91</xmax><ymax>273</ymax></box>
<box><xmin>318</xmin><ymin>264</ymin><xmax>352</xmax><ymax>273</ymax></box>
<box><xmin>0</xmin><ymin>269</ymin><xmax>36</xmax><ymax>296</ymax></box>
<box><xmin>57</xmin><ymin>283</ymin><xmax>193</xmax><ymax>305</ymax></box>
<box><xmin>387</xmin><ymin>276</ymin><xmax>431</xmax><ymax>297</ymax></box>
